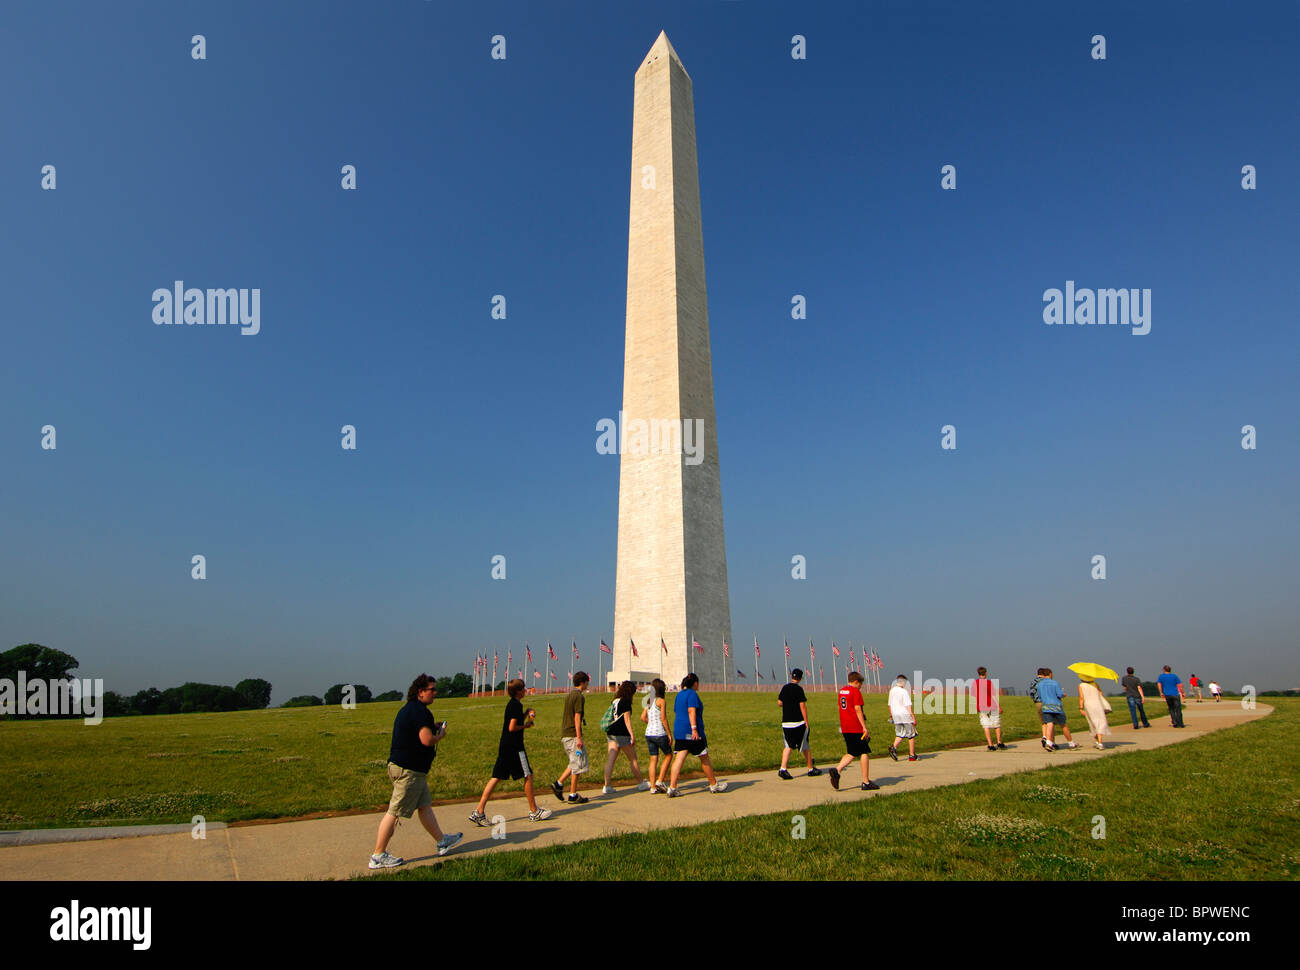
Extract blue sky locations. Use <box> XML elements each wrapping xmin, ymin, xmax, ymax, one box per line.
<box><xmin>2</xmin><ymin>1</ymin><xmax>1297</xmax><ymax>702</ymax></box>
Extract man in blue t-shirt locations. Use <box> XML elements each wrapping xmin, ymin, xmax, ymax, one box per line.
<box><xmin>1036</xmin><ymin>668</ymin><xmax>1077</xmax><ymax>751</ymax></box>
<box><xmin>1156</xmin><ymin>665</ymin><xmax>1186</xmax><ymax>728</ymax></box>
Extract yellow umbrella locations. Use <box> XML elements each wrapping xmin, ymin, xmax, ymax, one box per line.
<box><xmin>1069</xmin><ymin>662</ymin><xmax>1119</xmax><ymax>682</ymax></box>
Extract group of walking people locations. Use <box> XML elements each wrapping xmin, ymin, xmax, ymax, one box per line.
<box><xmin>370</xmin><ymin>661</ymin><xmax>1213</xmax><ymax>869</ymax></box>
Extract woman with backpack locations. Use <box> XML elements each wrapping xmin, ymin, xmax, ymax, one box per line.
<box><xmin>601</xmin><ymin>680</ymin><xmax>650</xmax><ymax>794</ymax></box>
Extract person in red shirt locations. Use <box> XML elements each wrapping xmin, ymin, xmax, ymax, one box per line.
<box><xmin>829</xmin><ymin>671</ymin><xmax>877</xmax><ymax>791</ymax></box>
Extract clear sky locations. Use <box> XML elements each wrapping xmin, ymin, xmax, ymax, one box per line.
<box><xmin>2</xmin><ymin>1</ymin><xmax>1297</xmax><ymax>703</ymax></box>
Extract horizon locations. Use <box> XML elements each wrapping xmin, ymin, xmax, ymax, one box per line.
<box><xmin>3</xmin><ymin>1</ymin><xmax>1297</xmax><ymax>704</ymax></box>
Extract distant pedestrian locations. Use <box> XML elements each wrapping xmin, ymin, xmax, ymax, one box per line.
<box><xmin>1036</xmin><ymin>668</ymin><xmax>1077</xmax><ymax>751</ymax></box>
<box><xmin>1121</xmin><ymin>667</ymin><xmax>1151</xmax><ymax>729</ymax></box>
<box><xmin>468</xmin><ymin>679</ymin><xmax>551</xmax><ymax>827</ymax></box>
<box><xmin>829</xmin><ymin>671</ymin><xmax>877</xmax><ymax>791</ymax></box>
<box><xmin>973</xmin><ymin>667</ymin><xmax>1005</xmax><ymax>750</ymax></box>
<box><xmin>777</xmin><ymin>668</ymin><xmax>822</xmax><ymax>779</ymax></box>
<box><xmin>887</xmin><ymin>674</ymin><xmax>918</xmax><ymax>762</ymax></box>
<box><xmin>1189</xmin><ymin>673</ymin><xmax>1203</xmax><ymax>703</ymax></box>
<box><xmin>369</xmin><ymin>674</ymin><xmax>462</xmax><ymax>869</ymax></box>
<box><xmin>601</xmin><ymin>680</ymin><xmax>649</xmax><ymax>794</ymax></box>
<box><xmin>1209</xmin><ymin>680</ymin><xmax>1222</xmax><ymax>702</ymax></box>
<box><xmin>1077</xmin><ymin>675</ymin><xmax>1112</xmax><ymax>749</ymax></box>
<box><xmin>640</xmin><ymin>678</ymin><xmax>673</xmax><ymax>793</ymax></box>
<box><xmin>666</xmin><ymin>673</ymin><xmax>727</xmax><ymax>796</ymax></box>
<box><xmin>1156</xmin><ymin>665</ymin><xmax>1186</xmax><ymax>727</ymax></box>
<box><xmin>550</xmin><ymin>671</ymin><xmax>591</xmax><ymax>804</ymax></box>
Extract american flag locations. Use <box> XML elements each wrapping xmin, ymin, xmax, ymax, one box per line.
<box><xmin>723</xmin><ymin>640</ymin><xmax>730</xmax><ymax>658</ymax></box>
<box><xmin>507</xmin><ymin>649</ymin><xmax>512</xmax><ymax>671</ymax></box>
<box><xmin>832</xmin><ymin>643</ymin><xmax>841</xmax><ymax>658</ymax></box>
<box><xmin>784</xmin><ymin>639</ymin><xmax>790</xmax><ymax>659</ymax></box>
<box><xmin>533</xmin><ymin>669</ymin><xmax>540</xmax><ymax>680</ymax></box>
<box><xmin>736</xmin><ymin>668</ymin><xmax>746</xmax><ymax>679</ymax></box>
<box><xmin>549</xmin><ymin>670</ymin><xmax>557</xmax><ymax>681</ymax></box>
<box><xmin>757</xmin><ymin>668</ymin><xmax>764</xmax><ymax>680</ymax></box>
<box><xmin>810</xmin><ymin>640</ymin><xmax>815</xmax><ymax>660</ymax></box>
<box><xmin>547</xmin><ymin>642</ymin><xmax>558</xmax><ymax>661</ymax></box>
<box><xmin>692</xmin><ymin>638</ymin><xmax>703</xmax><ymax>653</ymax></box>
<box><xmin>630</xmin><ymin>638</ymin><xmax>639</xmax><ymax>658</ymax></box>
<box><xmin>661</xmin><ymin>637</ymin><xmax>668</xmax><ymax>654</ymax></box>
<box><xmin>600</xmin><ymin>640</ymin><xmax>612</xmax><ymax>655</ymax></box>
<box><xmin>754</xmin><ymin>636</ymin><xmax>760</xmax><ymax>658</ymax></box>
<box><xmin>850</xmin><ymin>648</ymin><xmax>855</xmax><ymax>667</ymax></box>
<box><xmin>572</xmin><ymin>640</ymin><xmax>579</xmax><ymax>659</ymax></box>
<box><xmin>872</xmin><ymin>650</ymin><xmax>882</xmax><ymax>670</ymax></box>
<box><xmin>526</xmin><ymin>644</ymin><xmax>532</xmax><ymax>665</ymax></box>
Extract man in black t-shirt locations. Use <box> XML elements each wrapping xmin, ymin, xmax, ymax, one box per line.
<box><xmin>777</xmin><ymin>669</ymin><xmax>822</xmax><ymax>779</ymax></box>
<box><xmin>369</xmin><ymin>674</ymin><xmax>463</xmax><ymax>869</ymax></box>
<box><xmin>1121</xmin><ymin>666</ymin><xmax>1151</xmax><ymax>729</ymax></box>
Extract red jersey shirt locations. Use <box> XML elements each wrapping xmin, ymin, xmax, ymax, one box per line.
<box><xmin>838</xmin><ymin>685</ymin><xmax>865</xmax><ymax>733</ymax></box>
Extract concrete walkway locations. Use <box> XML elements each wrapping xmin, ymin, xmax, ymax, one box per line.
<box><xmin>0</xmin><ymin>701</ymin><xmax>1268</xmax><ymax>881</ymax></box>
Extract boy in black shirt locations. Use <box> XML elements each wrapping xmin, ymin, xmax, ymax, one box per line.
<box><xmin>777</xmin><ymin>669</ymin><xmax>822</xmax><ymax>779</ymax></box>
<box><xmin>469</xmin><ymin>679</ymin><xmax>552</xmax><ymax>825</ymax></box>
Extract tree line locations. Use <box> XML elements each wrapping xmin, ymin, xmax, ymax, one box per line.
<box><xmin>1</xmin><ymin>644</ymin><xmax>483</xmax><ymax>719</ymax></box>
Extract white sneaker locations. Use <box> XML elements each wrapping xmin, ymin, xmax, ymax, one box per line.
<box><xmin>636</xmin><ymin>780</ymin><xmax>652</xmax><ymax>792</ymax></box>
<box><xmin>1066</xmin><ymin>741</ymin><xmax>1078</xmax><ymax>749</ymax></box>
<box><xmin>369</xmin><ymin>851</ymin><xmax>403</xmax><ymax>869</ymax></box>
<box><xmin>654</xmin><ymin>782</ymin><xmax>669</xmax><ymax>793</ymax></box>
<box><xmin>436</xmin><ymin>832</ymin><xmax>463</xmax><ymax>856</ymax></box>
<box><xmin>528</xmin><ymin>807</ymin><xmax>553</xmax><ymax>821</ymax></box>
<box><xmin>602</xmin><ymin>785</ymin><xmax>616</xmax><ymax>795</ymax></box>
<box><xmin>709</xmin><ymin>780</ymin><xmax>728</xmax><ymax>793</ymax></box>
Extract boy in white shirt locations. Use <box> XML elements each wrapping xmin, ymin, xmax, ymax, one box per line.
<box><xmin>887</xmin><ymin>674</ymin><xmax>918</xmax><ymax>762</ymax></box>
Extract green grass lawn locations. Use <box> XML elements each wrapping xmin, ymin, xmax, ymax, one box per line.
<box><xmin>373</xmin><ymin>698</ymin><xmax>1300</xmax><ymax>882</ymax></box>
<box><xmin>0</xmin><ymin>689</ymin><xmax>1139</xmax><ymax>829</ymax></box>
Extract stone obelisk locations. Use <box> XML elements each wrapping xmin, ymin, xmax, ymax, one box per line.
<box><xmin>610</xmin><ymin>32</ymin><xmax>731</xmax><ymax>690</ymax></box>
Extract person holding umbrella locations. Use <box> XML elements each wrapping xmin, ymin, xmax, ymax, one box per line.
<box><xmin>1068</xmin><ymin>662</ymin><xmax>1118</xmax><ymax>750</ymax></box>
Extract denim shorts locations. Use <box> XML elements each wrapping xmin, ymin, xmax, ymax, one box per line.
<box><xmin>645</xmin><ymin>735</ymin><xmax>672</xmax><ymax>756</ymax></box>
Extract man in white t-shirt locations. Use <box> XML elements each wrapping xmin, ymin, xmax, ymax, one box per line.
<box><xmin>887</xmin><ymin>675</ymin><xmax>918</xmax><ymax>762</ymax></box>
<box><xmin>1209</xmin><ymin>680</ymin><xmax>1222</xmax><ymax>702</ymax></box>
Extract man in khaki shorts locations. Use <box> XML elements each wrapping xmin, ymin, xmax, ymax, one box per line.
<box><xmin>369</xmin><ymin>674</ymin><xmax>463</xmax><ymax>869</ymax></box>
<box><xmin>551</xmin><ymin>671</ymin><xmax>590</xmax><ymax>804</ymax></box>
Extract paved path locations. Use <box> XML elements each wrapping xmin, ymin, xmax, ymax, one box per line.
<box><xmin>0</xmin><ymin>701</ymin><xmax>1268</xmax><ymax>881</ymax></box>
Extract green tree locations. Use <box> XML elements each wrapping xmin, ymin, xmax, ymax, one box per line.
<box><xmin>449</xmin><ymin>672</ymin><xmax>472</xmax><ymax>697</ymax></box>
<box><xmin>101</xmin><ymin>691</ymin><xmax>131</xmax><ymax>718</ymax></box>
<box><xmin>324</xmin><ymin>683</ymin><xmax>371</xmax><ymax>705</ymax></box>
<box><xmin>282</xmin><ymin>695</ymin><xmax>323</xmax><ymax>707</ymax></box>
<box><xmin>373</xmin><ymin>690</ymin><xmax>402</xmax><ymax>702</ymax></box>
<box><xmin>130</xmin><ymin>687</ymin><xmax>162</xmax><ymax>716</ymax></box>
<box><xmin>0</xmin><ymin>644</ymin><xmax>80</xmax><ymax>682</ymax></box>
<box><xmin>235</xmin><ymin>678</ymin><xmax>273</xmax><ymax>709</ymax></box>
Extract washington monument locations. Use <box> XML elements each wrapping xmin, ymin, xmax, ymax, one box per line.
<box><xmin>610</xmin><ymin>32</ymin><xmax>732</xmax><ymax>689</ymax></box>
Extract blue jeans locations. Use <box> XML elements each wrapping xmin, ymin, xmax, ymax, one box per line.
<box><xmin>1126</xmin><ymin>695</ymin><xmax>1150</xmax><ymax>727</ymax></box>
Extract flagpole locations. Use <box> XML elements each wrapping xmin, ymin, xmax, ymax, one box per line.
<box><xmin>809</xmin><ymin>640</ymin><xmax>815</xmax><ymax>693</ymax></box>
<box><xmin>753</xmin><ymin>634</ymin><xmax>757</xmax><ymax>694</ymax></box>
<box><xmin>722</xmin><ymin>640</ymin><xmax>728</xmax><ymax>693</ymax></box>
<box><xmin>545</xmin><ymin>646</ymin><xmax>550</xmax><ymax>696</ymax></box>
<box><xmin>783</xmin><ymin>633</ymin><xmax>789</xmax><ymax>684</ymax></box>
<box><xmin>833</xmin><ymin>643</ymin><xmax>839</xmax><ymax>694</ymax></box>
